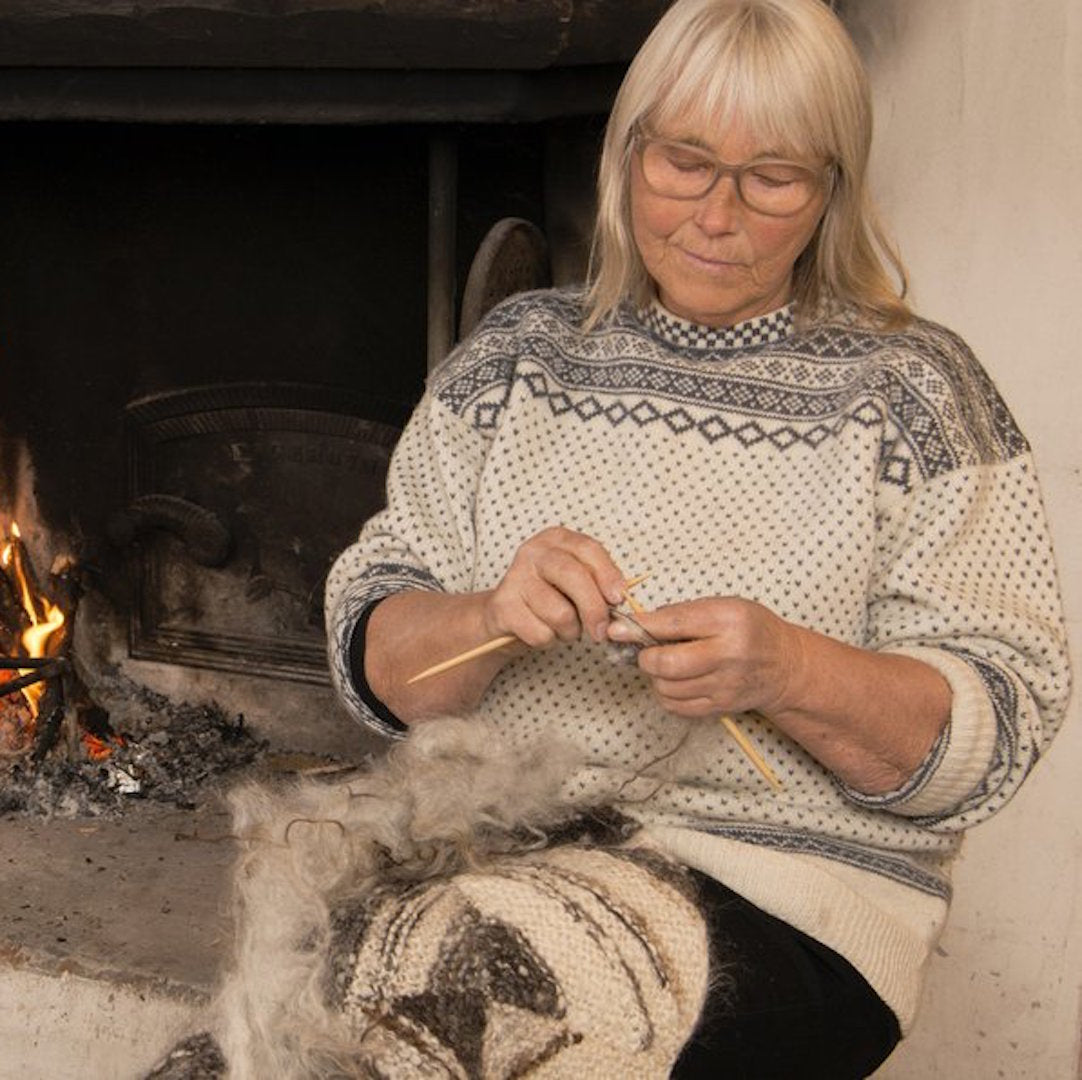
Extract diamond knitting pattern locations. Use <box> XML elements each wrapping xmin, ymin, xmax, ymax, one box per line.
<box><xmin>437</xmin><ymin>292</ymin><xmax>1027</xmax><ymax>493</ymax></box>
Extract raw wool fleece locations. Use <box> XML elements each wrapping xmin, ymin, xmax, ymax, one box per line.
<box><xmin>216</xmin><ymin>718</ymin><xmax>710</xmax><ymax>1079</ymax></box>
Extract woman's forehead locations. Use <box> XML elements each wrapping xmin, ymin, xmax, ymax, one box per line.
<box><xmin>647</xmin><ymin>106</ymin><xmax>804</xmax><ymax>159</ymax></box>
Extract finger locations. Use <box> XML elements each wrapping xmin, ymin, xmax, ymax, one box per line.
<box><xmin>497</xmin><ymin>604</ymin><xmax>566</xmax><ymax>650</ymax></box>
<box><xmin>485</xmin><ymin>582</ymin><xmax>568</xmax><ymax>648</ymax></box>
<box><xmin>533</xmin><ymin>545</ymin><xmax>621</xmax><ymax>642</ymax></box>
<box><xmin>653</xmin><ymin>694</ymin><xmax>720</xmax><ymax>719</ymax></box>
<box><xmin>649</xmin><ymin>672</ymin><xmax>721</xmax><ymax>703</ymax></box>
<box><xmin>627</xmin><ymin>603</ymin><xmax>709</xmax><ymax>644</ymax></box>
<box><xmin>636</xmin><ymin>639</ymin><xmax>719</xmax><ymax>681</ymax></box>
<box><xmin>537</xmin><ymin>526</ymin><xmax>628</xmax><ymax>607</ymax></box>
<box><xmin>521</xmin><ymin>580</ymin><xmax>584</xmax><ymax>644</ymax></box>
<box><xmin>630</xmin><ymin>597</ymin><xmax>751</xmax><ymax>645</ymax></box>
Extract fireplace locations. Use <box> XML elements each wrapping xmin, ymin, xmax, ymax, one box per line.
<box><xmin>0</xmin><ymin>1</ymin><xmax>670</xmax><ymax>765</ymax></box>
<box><xmin>0</xmin><ymin>4</ymin><xmax>676</xmax><ymax>1073</ymax></box>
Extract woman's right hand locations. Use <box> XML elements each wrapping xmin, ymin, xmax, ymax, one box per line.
<box><xmin>364</xmin><ymin>526</ymin><xmax>628</xmax><ymax>723</ymax></box>
<box><xmin>482</xmin><ymin>526</ymin><xmax>629</xmax><ymax>648</ymax></box>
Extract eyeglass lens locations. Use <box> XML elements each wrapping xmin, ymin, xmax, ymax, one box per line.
<box><xmin>640</xmin><ymin>140</ymin><xmax>821</xmax><ymax>216</ymax></box>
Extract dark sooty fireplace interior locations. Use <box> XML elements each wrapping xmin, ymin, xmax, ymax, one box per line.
<box><xmin>3</xmin><ymin>123</ymin><xmax>429</xmax><ymax>690</ymax></box>
<box><xmin>0</xmin><ymin>120</ymin><xmax>486</xmax><ymax>739</ymax></box>
<box><xmin>0</xmin><ymin>2</ymin><xmax>670</xmax><ymax>768</ymax></box>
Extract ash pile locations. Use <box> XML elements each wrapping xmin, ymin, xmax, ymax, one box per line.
<box><xmin>1</xmin><ymin>677</ymin><xmax>266</xmax><ymax>818</ymax></box>
<box><xmin>0</xmin><ymin>522</ymin><xmax>267</xmax><ymax>816</ymax></box>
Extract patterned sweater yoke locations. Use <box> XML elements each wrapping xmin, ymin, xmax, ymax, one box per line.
<box><xmin>325</xmin><ymin>288</ymin><xmax>1071</xmax><ymax>1030</ymax></box>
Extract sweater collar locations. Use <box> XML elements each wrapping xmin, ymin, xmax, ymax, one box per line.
<box><xmin>641</xmin><ymin>299</ymin><xmax>794</xmax><ymax>351</ymax></box>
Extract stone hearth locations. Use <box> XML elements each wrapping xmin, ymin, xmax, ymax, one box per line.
<box><xmin>0</xmin><ymin>800</ymin><xmax>233</xmax><ymax>1077</ymax></box>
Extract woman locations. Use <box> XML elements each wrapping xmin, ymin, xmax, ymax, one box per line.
<box><xmin>314</xmin><ymin>0</ymin><xmax>1071</xmax><ymax>1076</ymax></box>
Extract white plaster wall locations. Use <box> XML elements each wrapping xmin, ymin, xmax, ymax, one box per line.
<box><xmin>847</xmin><ymin>2</ymin><xmax>1082</xmax><ymax>1077</ymax></box>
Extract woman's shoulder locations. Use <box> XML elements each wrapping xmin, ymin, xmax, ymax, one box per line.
<box><xmin>466</xmin><ymin>285</ymin><xmax>590</xmax><ymax>336</ymax></box>
<box><xmin>425</xmin><ymin>286</ymin><xmax>593</xmax><ymax>414</ymax></box>
<box><xmin>797</xmin><ymin>308</ymin><xmax>1007</xmax><ymax>393</ymax></box>
<box><xmin>801</xmin><ymin>307</ymin><xmax>1029</xmax><ymax>469</ymax></box>
<box><xmin>799</xmin><ymin>305</ymin><xmax>971</xmax><ymax>359</ymax></box>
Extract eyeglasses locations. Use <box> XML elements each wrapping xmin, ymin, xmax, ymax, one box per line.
<box><xmin>635</xmin><ymin>133</ymin><xmax>832</xmax><ymax>217</ymax></box>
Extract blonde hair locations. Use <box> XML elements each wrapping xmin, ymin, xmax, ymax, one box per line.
<box><xmin>585</xmin><ymin>0</ymin><xmax>909</xmax><ymax>330</ymax></box>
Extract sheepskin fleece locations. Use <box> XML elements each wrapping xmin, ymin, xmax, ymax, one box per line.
<box><xmin>215</xmin><ymin>718</ymin><xmax>710</xmax><ymax>1079</ymax></box>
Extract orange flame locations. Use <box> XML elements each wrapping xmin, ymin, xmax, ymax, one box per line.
<box><xmin>1</xmin><ymin>520</ymin><xmax>66</xmax><ymax>717</ymax></box>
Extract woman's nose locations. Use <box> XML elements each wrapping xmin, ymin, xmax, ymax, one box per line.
<box><xmin>693</xmin><ymin>174</ymin><xmax>742</xmax><ymax>234</ymax></box>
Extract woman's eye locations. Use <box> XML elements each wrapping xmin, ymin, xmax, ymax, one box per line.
<box><xmin>747</xmin><ymin>167</ymin><xmax>804</xmax><ymax>189</ymax></box>
<box><xmin>664</xmin><ymin>150</ymin><xmax>712</xmax><ymax>173</ymax></box>
<box><xmin>748</xmin><ymin>171</ymin><xmax>794</xmax><ymax>188</ymax></box>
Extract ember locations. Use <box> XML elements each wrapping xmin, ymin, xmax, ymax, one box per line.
<box><xmin>1</xmin><ymin>678</ymin><xmax>266</xmax><ymax>817</ymax></box>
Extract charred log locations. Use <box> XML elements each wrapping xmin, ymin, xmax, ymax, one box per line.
<box><xmin>30</xmin><ymin>682</ymin><xmax>65</xmax><ymax>764</ymax></box>
<box><xmin>0</xmin><ymin>657</ymin><xmax>65</xmax><ymax>698</ymax></box>
<box><xmin>0</xmin><ymin>570</ymin><xmax>26</xmax><ymax>644</ymax></box>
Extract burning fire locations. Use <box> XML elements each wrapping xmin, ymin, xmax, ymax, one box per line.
<box><xmin>1</xmin><ymin>521</ymin><xmax>133</xmax><ymax>772</ymax></box>
<box><xmin>1</xmin><ymin>521</ymin><xmax>66</xmax><ymax>718</ymax></box>
<box><xmin>1</xmin><ymin>519</ymin><xmax>127</xmax><ymax>765</ymax></box>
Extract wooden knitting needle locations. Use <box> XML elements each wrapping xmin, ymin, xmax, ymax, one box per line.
<box><xmin>621</xmin><ymin>571</ymin><xmax>653</xmax><ymax>592</ymax></box>
<box><xmin>405</xmin><ymin>633</ymin><xmax>517</xmax><ymax>684</ymax></box>
<box><xmin>406</xmin><ymin>572</ymin><xmax>654</xmax><ymax>685</ymax></box>
<box><xmin>622</xmin><ymin>588</ymin><xmax>783</xmax><ymax>792</ymax></box>
<box><xmin>717</xmin><ymin>715</ymin><xmax>783</xmax><ymax>791</ymax></box>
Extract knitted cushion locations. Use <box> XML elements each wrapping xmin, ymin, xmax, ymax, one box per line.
<box><xmin>326</xmin><ymin>844</ymin><xmax>710</xmax><ymax>1079</ymax></box>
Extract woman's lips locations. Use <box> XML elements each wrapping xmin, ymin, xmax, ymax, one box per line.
<box><xmin>678</xmin><ymin>247</ymin><xmax>744</xmax><ymax>271</ymax></box>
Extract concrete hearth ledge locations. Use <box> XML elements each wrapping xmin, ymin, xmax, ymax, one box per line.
<box><xmin>0</xmin><ymin>800</ymin><xmax>236</xmax><ymax>1079</ymax></box>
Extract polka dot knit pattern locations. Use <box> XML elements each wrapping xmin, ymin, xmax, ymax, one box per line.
<box><xmin>325</xmin><ymin>287</ymin><xmax>1071</xmax><ymax>1030</ymax></box>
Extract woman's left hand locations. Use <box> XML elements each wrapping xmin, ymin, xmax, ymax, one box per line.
<box><xmin>608</xmin><ymin>595</ymin><xmax>953</xmax><ymax>794</ymax></box>
<box><xmin>610</xmin><ymin>596</ymin><xmax>805</xmax><ymax>719</ymax></box>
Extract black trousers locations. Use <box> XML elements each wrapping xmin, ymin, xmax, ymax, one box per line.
<box><xmin>672</xmin><ymin>871</ymin><xmax>902</xmax><ymax>1080</ymax></box>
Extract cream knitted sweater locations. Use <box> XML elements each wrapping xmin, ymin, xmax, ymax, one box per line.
<box><xmin>325</xmin><ymin>289</ymin><xmax>1071</xmax><ymax>1031</ymax></box>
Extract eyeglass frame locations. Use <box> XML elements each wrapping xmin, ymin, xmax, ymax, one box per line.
<box><xmin>632</xmin><ymin>128</ymin><xmax>836</xmax><ymax>218</ymax></box>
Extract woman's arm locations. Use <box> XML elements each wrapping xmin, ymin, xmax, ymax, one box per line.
<box><xmin>611</xmin><ymin>597</ymin><xmax>951</xmax><ymax>794</ymax></box>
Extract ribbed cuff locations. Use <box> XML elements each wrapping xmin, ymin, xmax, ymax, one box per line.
<box><xmin>347</xmin><ymin>599</ymin><xmax>408</xmax><ymax>737</ymax></box>
<box><xmin>841</xmin><ymin>646</ymin><xmax>998</xmax><ymax>818</ymax></box>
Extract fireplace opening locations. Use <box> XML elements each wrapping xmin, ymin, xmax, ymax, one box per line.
<box><xmin>0</xmin><ymin>4</ymin><xmax>675</xmax><ymax>806</ymax></box>
<box><xmin>0</xmin><ymin>5</ymin><xmax>677</xmax><ymax>1071</ymax></box>
<box><xmin>0</xmin><ymin>114</ymin><xmax>600</xmax><ymax>764</ymax></box>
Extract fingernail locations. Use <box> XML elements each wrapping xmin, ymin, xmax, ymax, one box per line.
<box><xmin>607</xmin><ymin>619</ymin><xmax>629</xmax><ymax>641</ymax></box>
